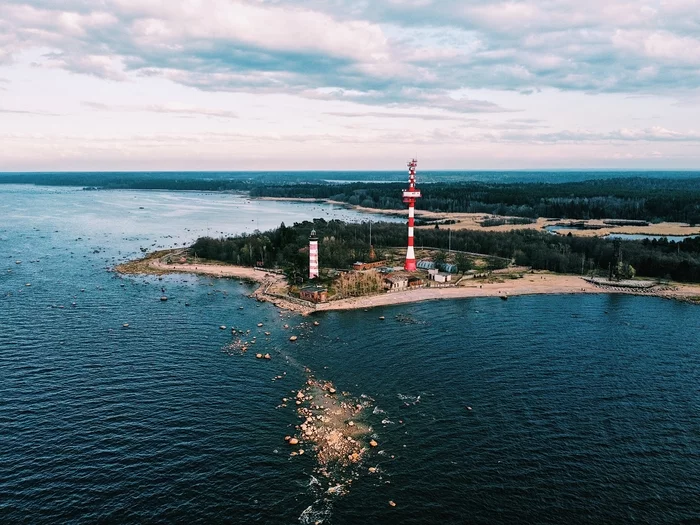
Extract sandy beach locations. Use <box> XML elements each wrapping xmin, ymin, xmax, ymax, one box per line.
<box><xmin>116</xmin><ymin>253</ymin><xmax>700</xmax><ymax>314</ymax></box>
<box><xmin>316</xmin><ymin>274</ymin><xmax>699</xmax><ymax>312</ymax></box>
<box><xmin>149</xmin><ymin>259</ymin><xmax>277</xmax><ymax>282</ymax></box>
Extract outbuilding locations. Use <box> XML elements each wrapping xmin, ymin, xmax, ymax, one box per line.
<box><xmin>300</xmin><ymin>285</ymin><xmax>328</xmax><ymax>303</ymax></box>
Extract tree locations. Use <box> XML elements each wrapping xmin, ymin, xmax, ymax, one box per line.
<box><xmin>455</xmin><ymin>252</ymin><xmax>473</xmax><ymax>274</ymax></box>
<box><xmin>434</xmin><ymin>251</ymin><xmax>447</xmax><ymax>266</ymax></box>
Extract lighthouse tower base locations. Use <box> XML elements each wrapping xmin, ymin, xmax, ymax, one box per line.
<box><xmin>404</xmin><ymin>246</ymin><xmax>416</xmax><ymax>271</ymax></box>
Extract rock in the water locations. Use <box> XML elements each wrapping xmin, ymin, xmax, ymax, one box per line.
<box><xmin>257</xmin><ymin>323</ymin><xmax>263</xmax><ymax>327</ymax></box>
<box><xmin>219</xmin><ymin>325</ymin><xmax>226</xmax><ymax>330</ymax></box>
<box><xmin>264</xmin><ymin>353</ymin><xmax>271</xmax><ymax>360</ymax></box>
<box><xmin>369</xmin><ymin>439</ymin><xmax>378</xmax><ymax>447</ymax></box>
<box><xmin>288</xmin><ymin>437</ymin><xmax>299</xmax><ymax>445</ymax></box>
<box><xmin>289</xmin><ymin>335</ymin><xmax>298</xmax><ymax>342</ymax></box>
<box><xmin>256</xmin><ymin>353</ymin><xmax>263</xmax><ymax>359</ymax></box>
<box><xmin>389</xmin><ymin>501</ymin><xmax>396</xmax><ymax>507</ymax></box>
<box><xmin>368</xmin><ymin>467</ymin><xmax>377</xmax><ymax>473</ymax></box>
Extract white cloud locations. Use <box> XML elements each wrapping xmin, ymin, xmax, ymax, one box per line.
<box><xmin>1</xmin><ymin>0</ymin><xmax>700</xmax><ymax>169</ymax></box>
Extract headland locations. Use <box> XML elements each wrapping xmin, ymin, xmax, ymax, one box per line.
<box><xmin>116</xmin><ymin>249</ymin><xmax>700</xmax><ymax>315</ymax></box>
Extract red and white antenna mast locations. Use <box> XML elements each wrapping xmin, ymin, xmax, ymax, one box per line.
<box><xmin>402</xmin><ymin>158</ymin><xmax>421</xmax><ymax>271</ymax></box>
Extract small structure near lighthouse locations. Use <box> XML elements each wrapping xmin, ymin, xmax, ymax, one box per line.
<box><xmin>402</xmin><ymin>159</ymin><xmax>422</xmax><ymax>271</ymax></box>
<box><xmin>309</xmin><ymin>228</ymin><xmax>319</xmax><ymax>279</ymax></box>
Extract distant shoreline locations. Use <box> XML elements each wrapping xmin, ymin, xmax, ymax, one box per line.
<box><xmin>115</xmin><ymin>251</ymin><xmax>700</xmax><ymax>314</ymax></box>
<box><xmin>257</xmin><ymin>197</ymin><xmax>700</xmax><ymax>238</ymax></box>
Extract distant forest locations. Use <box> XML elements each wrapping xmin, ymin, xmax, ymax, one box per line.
<box><xmin>191</xmin><ymin>219</ymin><xmax>700</xmax><ymax>283</ymax></box>
<box><xmin>248</xmin><ymin>178</ymin><xmax>700</xmax><ymax>224</ymax></box>
<box><xmin>2</xmin><ymin>172</ymin><xmax>700</xmax><ymax>223</ymax></box>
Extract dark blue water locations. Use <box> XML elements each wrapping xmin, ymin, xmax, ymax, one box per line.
<box><xmin>2</xmin><ymin>186</ymin><xmax>700</xmax><ymax>524</ymax></box>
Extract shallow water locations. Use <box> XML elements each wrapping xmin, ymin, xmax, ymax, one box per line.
<box><xmin>605</xmin><ymin>233</ymin><xmax>700</xmax><ymax>242</ymax></box>
<box><xmin>2</xmin><ymin>185</ymin><xmax>699</xmax><ymax>524</ymax></box>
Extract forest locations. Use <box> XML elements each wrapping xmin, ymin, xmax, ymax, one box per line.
<box><xmin>2</xmin><ymin>172</ymin><xmax>699</xmax><ymax>223</ymax></box>
<box><xmin>248</xmin><ymin>178</ymin><xmax>700</xmax><ymax>224</ymax></box>
<box><xmin>190</xmin><ymin>219</ymin><xmax>700</xmax><ymax>283</ymax></box>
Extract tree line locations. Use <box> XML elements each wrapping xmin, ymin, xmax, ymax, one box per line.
<box><xmin>3</xmin><ymin>173</ymin><xmax>699</xmax><ymax>224</ymax></box>
<box><xmin>248</xmin><ymin>178</ymin><xmax>700</xmax><ymax>224</ymax></box>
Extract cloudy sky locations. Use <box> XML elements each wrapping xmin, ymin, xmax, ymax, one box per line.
<box><xmin>1</xmin><ymin>0</ymin><xmax>700</xmax><ymax>171</ymax></box>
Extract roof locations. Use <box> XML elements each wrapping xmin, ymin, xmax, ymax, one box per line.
<box><xmin>301</xmin><ymin>285</ymin><xmax>327</xmax><ymax>293</ymax></box>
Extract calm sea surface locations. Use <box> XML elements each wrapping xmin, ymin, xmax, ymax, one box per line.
<box><xmin>1</xmin><ymin>185</ymin><xmax>699</xmax><ymax>524</ymax></box>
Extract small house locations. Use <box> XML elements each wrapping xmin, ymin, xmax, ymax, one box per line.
<box><xmin>300</xmin><ymin>285</ymin><xmax>328</xmax><ymax>303</ymax></box>
<box><xmin>384</xmin><ymin>275</ymin><xmax>408</xmax><ymax>290</ymax></box>
<box><xmin>353</xmin><ymin>260</ymin><xmax>387</xmax><ymax>271</ymax></box>
<box><xmin>432</xmin><ymin>272</ymin><xmax>452</xmax><ymax>283</ymax></box>
<box><xmin>408</xmin><ymin>277</ymin><xmax>423</xmax><ymax>288</ymax></box>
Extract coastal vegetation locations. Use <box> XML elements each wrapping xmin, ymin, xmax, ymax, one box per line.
<box><xmin>190</xmin><ymin>219</ymin><xmax>700</xmax><ymax>283</ymax></box>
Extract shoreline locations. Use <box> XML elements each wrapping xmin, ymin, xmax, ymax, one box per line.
<box><xmin>115</xmin><ymin>252</ymin><xmax>700</xmax><ymax>314</ymax></box>
<box><xmin>257</xmin><ymin>197</ymin><xmax>700</xmax><ymax>238</ymax></box>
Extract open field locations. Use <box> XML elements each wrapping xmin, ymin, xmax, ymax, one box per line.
<box><xmin>257</xmin><ymin>197</ymin><xmax>700</xmax><ymax>238</ymax></box>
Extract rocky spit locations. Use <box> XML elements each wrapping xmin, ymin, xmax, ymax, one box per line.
<box><xmin>221</xmin><ymin>319</ymin><xmax>386</xmax><ymax>505</ymax></box>
<box><xmin>287</xmin><ymin>376</ymin><xmax>374</xmax><ymax>470</ymax></box>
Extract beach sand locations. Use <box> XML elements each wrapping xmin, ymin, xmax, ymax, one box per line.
<box><xmin>116</xmin><ymin>252</ymin><xmax>700</xmax><ymax>313</ymax></box>
<box><xmin>149</xmin><ymin>259</ymin><xmax>276</xmax><ymax>282</ymax></box>
<box><xmin>316</xmin><ymin>274</ymin><xmax>699</xmax><ymax>312</ymax></box>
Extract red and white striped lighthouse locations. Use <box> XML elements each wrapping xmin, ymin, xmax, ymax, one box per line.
<box><xmin>309</xmin><ymin>228</ymin><xmax>319</xmax><ymax>279</ymax></box>
<box><xmin>402</xmin><ymin>159</ymin><xmax>421</xmax><ymax>271</ymax></box>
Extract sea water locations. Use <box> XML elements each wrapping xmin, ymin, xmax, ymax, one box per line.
<box><xmin>1</xmin><ymin>185</ymin><xmax>699</xmax><ymax>524</ymax></box>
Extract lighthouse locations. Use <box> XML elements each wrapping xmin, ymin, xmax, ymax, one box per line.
<box><xmin>402</xmin><ymin>159</ymin><xmax>421</xmax><ymax>271</ymax></box>
<box><xmin>309</xmin><ymin>228</ymin><xmax>319</xmax><ymax>279</ymax></box>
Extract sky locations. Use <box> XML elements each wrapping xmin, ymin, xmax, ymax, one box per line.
<box><xmin>1</xmin><ymin>0</ymin><xmax>700</xmax><ymax>171</ymax></box>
